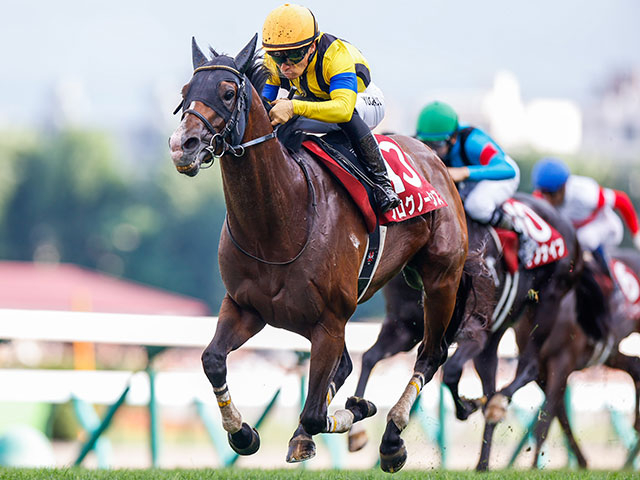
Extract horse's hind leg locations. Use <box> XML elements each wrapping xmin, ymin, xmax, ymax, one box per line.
<box><xmin>288</xmin><ymin>324</ymin><xmax>376</xmax><ymax>463</ymax></box>
<box><xmin>606</xmin><ymin>352</ymin><xmax>640</xmax><ymax>434</ymax></box>
<box><xmin>287</xmin><ymin>345</ymin><xmax>355</xmax><ymax>462</ymax></box>
<box><xmin>379</xmin><ymin>261</ymin><xmax>463</xmax><ymax>473</ymax></box>
<box><xmin>349</xmin><ymin>308</ymin><xmax>422</xmax><ymax>452</ymax></box>
<box><xmin>556</xmin><ymin>390</ymin><xmax>588</xmax><ymax>468</ymax></box>
<box><xmin>472</xmin><ymin>332</ymin><xmax>503</xmax><ymax>471</ymax></box>
<box><xmin>443</xmin><ymin>321</ymin><xmax>488</xmax><ymax>420</ymax></box>
<box><xmin>201</xmin><ymin>295</ymin><xmax>265</xmax><ymax>456</ymax></box>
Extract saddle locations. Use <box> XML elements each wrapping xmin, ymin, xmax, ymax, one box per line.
<box><xmin>576</xmin><ymin>254</ymin><xmax>640</xmax><ymax>342</ymax></box>
<box><xmin>492</xmin><ymin>198</ymin><xmax>568</xmax><ymax>274</ymax></box>
<box><xmin>301</xmin><ymin>131</ymin><xmax>448</xmax><ymax>233</ymax></box>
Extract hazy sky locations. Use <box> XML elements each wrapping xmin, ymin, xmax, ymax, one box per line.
<box><xmin>2</xmin><ymin>0</ymin><xmax>639</xmax><ymax>134</ymax></box>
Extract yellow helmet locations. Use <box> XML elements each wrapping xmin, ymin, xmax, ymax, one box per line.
<box><xmin>262</xmin><ymin>3</ymin><xmax>318</xmax><ymax>52</ymax></box>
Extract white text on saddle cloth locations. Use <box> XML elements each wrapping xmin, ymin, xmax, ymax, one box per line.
<box><xmin>502</xmin><ymin>199</ymin><xmax>567</xmax><ymax>269</ymax></box>
<box><xmin>611</xmin><ymin>259</ymin><xmax>640</xmax><ymax>305</ymax></box>
<box><xmin>375</xmin><ymin>136</ymin><xmax>448</xmax><ymax>224</ymax></box>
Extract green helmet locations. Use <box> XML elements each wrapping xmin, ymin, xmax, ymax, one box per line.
<box><xmin>416</xmin><ymin>101</ymin><xmax>459</xmax><ymax>141</ymax></box>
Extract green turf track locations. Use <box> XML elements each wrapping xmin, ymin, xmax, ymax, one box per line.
<box><xmin>0</xmin><ymin>469</ymin><xmax>636</xmax><ymax>480</ymax></box>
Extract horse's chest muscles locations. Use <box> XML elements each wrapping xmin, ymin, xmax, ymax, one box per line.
<box><xmin>229</xmin><ymin>276</ymin><xmax>323</xmax><ymax>328</ymax></box>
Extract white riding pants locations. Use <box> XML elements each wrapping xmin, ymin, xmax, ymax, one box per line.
<box><xmin>462</xmin><ymin>156</ymin><xmax>521</xmax><ymax>223</ymax></box>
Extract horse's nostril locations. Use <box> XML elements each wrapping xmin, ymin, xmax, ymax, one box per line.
<box><xmin>183</xmin><ymin>137</ymin><xmax>200</xmax><ymax>151</ymax></box>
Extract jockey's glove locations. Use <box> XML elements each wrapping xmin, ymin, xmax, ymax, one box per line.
<box><xmin>269</xmin><ymin>99</ymin><xmax>294</xmax><ymax>126</ymax></box>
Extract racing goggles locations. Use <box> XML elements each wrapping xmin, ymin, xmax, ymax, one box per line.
<box><xmin>268</xmin><ymin>45</ymin><xmax>311</xmax><ymax>66</ymax></box>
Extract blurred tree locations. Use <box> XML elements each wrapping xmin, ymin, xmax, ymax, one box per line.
<box><xmin>1</xmin><ymin>128</ymin><xmax>636</xmax><ymax>319</ymax></box>
<box><xmin>0</xmin><ymin>130</ymin><xmax>129</xmax><ymax>267</ymax></box>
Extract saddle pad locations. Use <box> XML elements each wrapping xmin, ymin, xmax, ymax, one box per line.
<box><xmin>611</xmin><ymin>259</ymin><xmax>640</xmax><ymax>305</ymax></box>
<box><xmin>302</xmin><ymin>134</ymin><xmax>447</xmax><ymax>233</ymax></box>
<box><xmin>494</xmin><ymin>229</ymin><xmax>519</xmax><ymax>274</ymax></box>
<box><xmin>501</xmin><ymin>198</ymin><xmax>568</xmax><ymax>270</ymax></box>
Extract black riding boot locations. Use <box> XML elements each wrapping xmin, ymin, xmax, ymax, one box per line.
<box><xmin>591</xmin><ymin>246</ymin><xmax>618</xmax><ymax>293</ymax></box>
<box><xmin>358</xmin><ymin>132</ymin><xmax>401</xmax><ymax>213</ymax></box>
<box><xmin>489</xmin><ymin>207</ymin><xmax>537</xmax><ymax>265</ymax></box>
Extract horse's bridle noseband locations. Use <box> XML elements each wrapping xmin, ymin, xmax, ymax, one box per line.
<box><xmin>178</xmin><ymin>64</ymin><xmax>278</xmax><ymax>163</ymax></box>
<box><xmin>176</xmin><ymin>61</ymin><xmax>316</xmax><ymax>266</ymax></box>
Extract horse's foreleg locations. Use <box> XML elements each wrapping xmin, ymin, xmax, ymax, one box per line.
<box><xmin>531</xmin><ymin>356</ymin><xmax>571</xmax><ymax>469</ymax></box>
<box><xmin>485</xmin><ymin>307</ymin><xmax>541</xmax><ymax>423</ymax></box>
<box><xmin>349</xmin><ymin>318</ymin><xmax>421</xmax><ymax>452</ymax></box>
<box><xmin>474</xmin><ymin>328</ymin><xmax>502</xmax><ymax>399</ymax></box>
<box><xmin>379</xmin><ymin>271</ymin><xmax>461</xmax><ymax>473</ymax></box>
<box><xmin>201</xmin><ymin>295</ymin><xmax>265</xmax><ymax>456</ymax></box>
<box><xmin>475</xmin><ymin>421</ymin><xmax>497</xmax><ymax>471</ymax></box>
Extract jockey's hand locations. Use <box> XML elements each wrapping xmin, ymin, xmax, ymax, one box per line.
<box><xmin>269</xmin><ymin>99</ymin><xmax>294</xmax><ymax>126</ymax></box>
<box><xmin>634</xmin><ymin>233</ymin><xmax>640</xmax><ymax>250</ymax></box>
<box><xmin>448</xmin><ymin>166</ymin><xmax>470</xmax><ymax>183</ymax></box>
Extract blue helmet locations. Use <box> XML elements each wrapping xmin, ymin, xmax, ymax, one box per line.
<box><xmin>532</xmin><ymin>157</ymin><xmax>570</xmax><ymax>193</ymax></box>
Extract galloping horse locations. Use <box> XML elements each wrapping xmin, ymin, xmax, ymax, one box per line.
<box><xmin>347</xmin><ymin>193</ymin><xmax>582</xmax><ymax>469</ymax></box>
<box><xmin>508</xmin><ymin>248</ymin><xmax>640</xmax><ymax>468</ymax></box>
<box><xmin>168</xmin><ymin>35</ymin><xmax>467</xmax><ymax>472</ymax></box>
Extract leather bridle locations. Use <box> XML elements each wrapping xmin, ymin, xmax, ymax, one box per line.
<box><xmin>177</xmin><ymin>64</ymin><xmax>278</xmax><ymax>163</ymax></box>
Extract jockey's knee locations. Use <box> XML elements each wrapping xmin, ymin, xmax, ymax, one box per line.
<box><xmin>464</xmin><ymin>202</ymin><xmax>496</xmax><ymax>225</ymax></box>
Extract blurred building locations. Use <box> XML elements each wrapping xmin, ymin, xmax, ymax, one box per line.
<box><xmin>401</xmin><ymin>70</ymin><xmax>583</xmax><ymax>155</ymax></box>
<box><xmin>582</xmin><ymin>69</ymin><xmax>640</xmax><ymax>162</ymax></box>
<box><xmin>0</xmin><ymin>261</ymin><xmax>209</xmax><ymax>315</ymax></box>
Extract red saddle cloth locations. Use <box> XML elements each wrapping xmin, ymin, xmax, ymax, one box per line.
<box><xmin>302</xmin><ymin>134</ymin><xmax>448</xmax><ymax>233</ymax></box>
<box><xmin>495</xmin><ymin>198</ymin><xmax>568</xmax><ymax>274</ymax></box>
<box><xmin>495</xmin><ymin>229</ymin><xmax>519</xmax><ymax>275</ymax></box>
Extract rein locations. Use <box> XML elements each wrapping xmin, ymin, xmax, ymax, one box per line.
<box><xmin>225</xmin><ymin>152</ymin><xmax>317</xmax><ymax>265</ymax></box>
<box><xmin>182</xmin><ymin>62</ymin><xmax>317</xmax><ymax>265</ymax></box>
<box><xmin>180</xmin><ymin>64</ymin><xmax>278</xmax><ymax>162</ymax></box>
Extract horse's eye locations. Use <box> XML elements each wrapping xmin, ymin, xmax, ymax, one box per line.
<box><xmin>224</xmin><ymin>90</ymin><xmax>235</xmax><ymax>101</ymax></box>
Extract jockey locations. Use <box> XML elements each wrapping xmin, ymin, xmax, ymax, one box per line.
<box><xmin>532</xmin><ymin>156</ymin><xmax>640</xmax><ymax>278</ymax></box>
<box><xmin>260</xmin><ymin>3</ymin><xmax>400</xmax><ymax>213</ymax></box>
<box><xmin>415</xmin><ymin>101</ymin><xmax>537</xmax><ymax>264</ymax></box>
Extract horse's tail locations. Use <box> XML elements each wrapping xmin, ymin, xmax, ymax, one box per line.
<box><xmin>575</xmin><ymin>261</ymin><xmax>609</xmax><ymax>340</ymax></box>
<box><xmin>444</xmin><ymin>244</ymin><xmax>495</xmax><ymax>346</ymax></box>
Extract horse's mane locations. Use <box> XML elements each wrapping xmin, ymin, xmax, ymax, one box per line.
<box><xmin>244</xmin><ymin>53</ymin><xmax>271</xmax><ymax>101</ymax></box>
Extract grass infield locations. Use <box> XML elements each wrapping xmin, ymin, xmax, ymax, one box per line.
<box><xmin>0</xmin><ymin>469</ymin><xmax>635</xmax><ymax>480</ymax></box>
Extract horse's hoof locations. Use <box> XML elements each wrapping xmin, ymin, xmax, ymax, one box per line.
<box><xmin>380</xmin><ymin>443</ymin><xmax>407</xmax><ymax>473</ymax></box>
<box><xmin>455</xmin><ymin>395</ymin><xmax>487</xmax><ymax>420</ymax></box>
<box><xmin>228</xmin><ymin>422</ymin><xmax>260</xmax><ymax>455</ymax></box>
<box><xmin>485</xmin><ymin>394</ymin><xmax>509</xmax><ymax>424</ymax></box>
<box><xmin>286</xmin><ymin>434</ymin><xmax>316</xmax><ymax>463</ymax></box>
<box><xmin>348</xmin><ymin>427</ymin><xmax>369</xmax><ymax>452</ymax></box>
<box><xmin>346</xmin><ymin>396</ymin><xmax>377</xmax><ymax>421</ymax></box>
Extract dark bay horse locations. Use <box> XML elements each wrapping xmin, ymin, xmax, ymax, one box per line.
<box><xmin>509</xmin><ymin>248</ymin><xmax>640</xmax><ymax>468</ymax></box>
<box><xmin>347</xmin><ymin>193</ymin><xmax>582</xmax><ymax>469</ymax></box>
<box><xmin>168</xmin><ymin>35</ymin><xmax>468</xmax><ymax>472</ymax></box>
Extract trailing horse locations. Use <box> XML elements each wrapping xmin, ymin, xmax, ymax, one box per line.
<box><xmin>509</xmin><ymin>248</ymin><xmax>640</xmax><ymax>469</ymax></box>
<box><xmin>347</xmin><ymin>193</ymin><xmax>581</xmax><ymax>469</ymax></box>
<box><xmin>168</xmin><ymin>35</ymin><xmax>468</xmax><ymax>472</ymax></box>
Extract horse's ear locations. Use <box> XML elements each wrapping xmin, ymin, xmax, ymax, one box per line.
<box><xmin>234</xmin><ymin>33</ymin><xmax>258</xmax><ymax>73</ymax></box>
<box><xmin>191</xmin><ymin>37</ymin><xmax>208</xmax><ymax>69</ymax></box>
